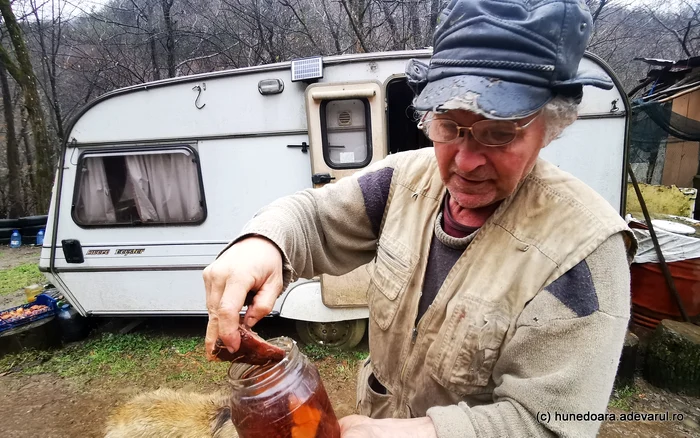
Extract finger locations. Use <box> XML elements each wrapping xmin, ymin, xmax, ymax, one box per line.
<box><xmin>243</xmin><ymin>283</ymin><xmax>280</xmax><ymax>327</ymax></box>
<box><xmin>204</xmin><ymin>314</ymin><xmax>220</xmax><ymax>361</ymax></box>
<box><xmin>218</xmin><ymin>275</ymin><xmax>255</xmax><ymax>351</ymax></box>
<box><xmin>338</xmin><ymin>415</ymin><xmax>368</xmax><ymax>432</ymax></box>
<box><xmin>204</xmin><ymin>267</ymin><xmax>228</xmax><ymax>354</ymax></box>
<box><xmin>203</xmin><ymin>266</ymin><xmax>219</xmax><ymax>358</ymax></box>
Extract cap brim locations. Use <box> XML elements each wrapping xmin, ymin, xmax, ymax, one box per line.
<box><xmin>414</xmin><ymin>75</ymin><xmax>554</xmax><ymax>119</ymax></box>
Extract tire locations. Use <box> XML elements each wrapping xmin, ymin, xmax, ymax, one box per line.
<box><xmin>0</xmin><ymin>218</ymin><xmax>21</xmax><ymax>229</ymax></box>
<box><xmin>19</xmin><ymin>224</ymin><xmax>44</xmax><ymax>240</ymax></box>
<box><xmin>18</xmin><ymin>215</ymin><xmax>48</xmax><ymax>228</ymax></box>
<box><xmin>295</xmin><ymin>318</ymin><xmax>367</xmax><ymax>351</ymax></box>
<box><xmin>0</xmin><ymin>227</ymin><xmax>13</xmax><ymax>244</ymax></box>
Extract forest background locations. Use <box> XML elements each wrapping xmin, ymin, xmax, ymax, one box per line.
<box><xmin>0</xmin><ymin>0</ymin><xmax>698</xmax><ymax>217</ymax></box>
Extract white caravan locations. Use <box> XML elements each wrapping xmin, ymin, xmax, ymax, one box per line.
<box><xmin>39</xmin><ymin>49</ymin><xmax>629</xmax><ymax>349</ymax></box>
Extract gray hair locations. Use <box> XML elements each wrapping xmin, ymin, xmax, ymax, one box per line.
<box><xmin>414</xmin><ymin>94</ymin><xmax>579</xmax><ymax>146</ymax></box>
<box><xmin>540</xmin><ymin>96</ymin><xmax>579</xmax><ymax>145</ymax></box>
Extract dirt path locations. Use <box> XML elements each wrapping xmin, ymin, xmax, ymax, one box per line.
<box><xmin>0</xmin><ymin>360</ymin><xmax>358</xmax><ymax>438</ymax></box>
<box><xmin>0</xmin><ymin>247</ymin><xmax>41</xmax><ymax>270</ymax></box>
<box><xmin>1</xmin><ymin>370</ymin><xmax>697</xmax><ymax>437</ymax></box>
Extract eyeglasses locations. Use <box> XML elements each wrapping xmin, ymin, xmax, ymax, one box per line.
<box><xmin>419</xmin><ymin>112</ymin><xmax>542</xmax><ymax>147</ymax></box>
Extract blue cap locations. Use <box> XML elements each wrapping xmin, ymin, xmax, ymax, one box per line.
<box><xmin>408</xmin><ymin>0</ymin><xmax>613</xmax><ymax>119</ymax></box>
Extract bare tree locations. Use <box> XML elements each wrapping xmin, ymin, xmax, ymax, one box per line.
<box><xmin>646</xmin><ymin>1</ymin><xmax>700</xmax><ymax>58</ymax></box>
<box><xmin>0</xmin><ymin>57</ymin><xmax>24</xmax><ymax>217</ymax></box>
<box><xmin>0</xmin><ymin>0</ymin><xmax>54</xmax><ymax>211</ymax></box>
<box><xmin>26</xmin><ymin>0</ymin><xmax>68</xmax><ymax>142</ymax></box>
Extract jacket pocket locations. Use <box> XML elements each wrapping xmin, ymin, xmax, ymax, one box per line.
<box><xmin>356</xmin><ymin>357</ymin><xmax>394</xmax><ymax>419</ymax></box>
<box><xmin>367</xmin><ymin>237</ymin><xmax>416</xmax><ymax>330</ymax></box>
<box><xmin>430</xmin><ymin>297</ymin><xmax>510</xmax><ymax>396</ymax></box>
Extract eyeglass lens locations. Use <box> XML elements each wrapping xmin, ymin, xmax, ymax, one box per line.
<box><xmin>428</xmin><ymin>119</ymin><xmax>518</xmax><ymax>146</ymax></box>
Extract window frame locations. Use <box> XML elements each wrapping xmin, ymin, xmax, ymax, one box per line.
<box><xmin>71</xmin><ymin>144</ymin><xmax>208</xmax><ymax>228</ymax></box>
<box><xmin>320</xmin><ymin>98</ymin><xmax>373</xmax><ymax>169</ymax></box>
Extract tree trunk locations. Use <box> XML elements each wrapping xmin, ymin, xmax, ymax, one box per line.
<box><xmin>20</xmin><ymin>106</ymin><xmax>36</xmax><ymax>213</ymax></box>
<box><xmin>49</xmin><ymin>11</ymin><xmax>65</xmax><ymax>143</ymax></box>
<box><xmin>409</xmin><ymin>0</ymin><xmax>421</xmax><ymax>49</ymax></box>
<box><xmin>0</xmin><ymin>0</ymin><xmax>54</xmax><ymax>213</ymax></box>
<box><xmin>161</xmin><ymin>0</ymin><xmax>176</xmax><ymax>78</ymax></box>
<box><xmin>0</xmin><ymin>58</ymin><xmax>24</xmax><ymax>218</ymax></box>
<box><xmin>340</xmin><ymin>0</ymin><xmax>368</xmax><ymax>53</ymax></box>
<box><xmin>321</xmin><ymin>0</ymin><xmax>342</xmax><ymax>54</ymax></box>
<box><xmin>149</xmin><ymin>31</ymin><xmax>161</xmax><ymax>81</ymax></box>
<box><xmin>429</xmin><ymin>0</ymin><xmax>441</xmax><ymax>45</ymax></box>
<box><xmin>32</xmin><ymin>0</ymin><xmax>65</xmax><ymax>144</ymax></box>
<box><xmin>643</xmin><ymin>319</ymin><xmax>700</xmax><ymax>396</ymax></box>
<box><xmin>380</xmin><ymin>0</ymin><xmax>401</xmax><ymax>50</ymax></box>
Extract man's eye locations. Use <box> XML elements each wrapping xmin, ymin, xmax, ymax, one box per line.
<box><xmin>432</xmin><ymin>121</ymin><xmax>457</xmax><ymax>140</ymax></box>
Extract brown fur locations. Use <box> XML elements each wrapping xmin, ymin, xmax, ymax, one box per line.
<box><xmin>104</xmin><ymin>388</ymin><xmax>238</xmax><ymax>438</ymax></box>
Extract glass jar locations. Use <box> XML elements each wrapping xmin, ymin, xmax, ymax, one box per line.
<box><xmin>227</xmin><ymin>336</ymin><xmax>341</xmax><ymax>438</ymax></box>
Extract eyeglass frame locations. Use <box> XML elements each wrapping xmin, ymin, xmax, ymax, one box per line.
<box><xmin>418</xmin><ymin>111</ymin><xmax>543</xmax><ymax>147</ymax></box>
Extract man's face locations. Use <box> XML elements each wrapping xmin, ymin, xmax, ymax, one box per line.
<box><xmin>432</xmin><ymin>109</ymin><xmax>546</xmax><ymax>209</ymax></box>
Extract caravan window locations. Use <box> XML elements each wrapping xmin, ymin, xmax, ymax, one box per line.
<box><xmin>73</xmin><ymin>147</ymin><xmax>206</xmax><ymax>226</ymax></box>
<box><xmin>321</xmin><ymin>99</ymin><xmax>372</xmax><ymax>169</ymax></box>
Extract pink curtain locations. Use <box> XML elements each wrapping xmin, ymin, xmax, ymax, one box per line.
<box><xmin>75</xmin><ymin>158</ymin><xmax>116</xmax><ymax>224</ymax></box>
<box><xmin>125</xmin><ymin>152</ymin><xmax>202</xmax><ymax>222</ymax></box>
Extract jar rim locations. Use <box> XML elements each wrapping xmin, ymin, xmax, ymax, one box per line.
<box><xmin>226</xmin><ymin>336</ymin><xmax>297</xmax><ymax>389</ymax></box>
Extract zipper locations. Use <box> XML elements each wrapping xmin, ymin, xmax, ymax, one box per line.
<box><xmin>399</xmin><ymin>225</ymin><xmax>485</xmax><ymax>385</ymax></box>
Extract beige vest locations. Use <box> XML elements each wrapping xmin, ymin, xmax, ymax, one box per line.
<box><xmin>356</xmin><ymin>149</ymin><xmax>634</xmax><ymax>419</ymax></box>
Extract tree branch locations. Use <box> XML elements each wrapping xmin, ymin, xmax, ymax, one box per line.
<box><xmin>339</xmin><ymin>0</ymin><xmax>368</xmax><ymax>52</ymax></box>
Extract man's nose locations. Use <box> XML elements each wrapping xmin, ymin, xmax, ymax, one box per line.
<box><xmin>454</xmin><ymin>135</ymin><xmax>488</xmax><ymax>173</ymax></box>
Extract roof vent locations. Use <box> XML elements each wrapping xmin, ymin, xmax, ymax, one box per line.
<box><xmin>338</xmin><ymin>111</ymin><xmax>352</xmax><ymax>126</ymax></box>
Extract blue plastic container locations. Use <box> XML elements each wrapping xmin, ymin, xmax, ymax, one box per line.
<box><xmin>0</xmin><ymin>293</ymin><xmax>57</xmax><ymax>333</ymax></box>
<box><xmin>36</xmin><ymin>229</ymin><xmax>45</xmax><ymax>246</ymax></box>
<box><xmin>9</xmin><ymin>229</ymin><xmax>21</xmax><ymax>248</ymax></box>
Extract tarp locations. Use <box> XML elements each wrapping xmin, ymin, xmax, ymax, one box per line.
<box><xmin>634</xmin><ymin>100</ymin><xmax>700</xmax><ymax>142</ymax></box>
<box><xmin>632</xmin><ymin>228</ymin><xmax>700</xmax><ymax>264</ymax></box>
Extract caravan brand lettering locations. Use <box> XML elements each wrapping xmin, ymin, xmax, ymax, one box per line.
<box><xmin>86</xmin><ymin>249</ymin><xmax>110</xmax><ymax>255</ymax></box>
<box><xmin>115</xmin><ymin>249</ymin><xmax>146</xmax><ymax>256</ymax></box>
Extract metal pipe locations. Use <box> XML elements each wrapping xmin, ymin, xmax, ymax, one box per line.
<box><xmin>627</xmin><ymin>162</ymin><xmax>690</xmax><ymax>322</ymax></box>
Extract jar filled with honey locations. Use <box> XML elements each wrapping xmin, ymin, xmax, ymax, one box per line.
<box><xmin>227</xmin><ymin>336</ymin><xmax>341</xmax><ymax>438</ymax></box>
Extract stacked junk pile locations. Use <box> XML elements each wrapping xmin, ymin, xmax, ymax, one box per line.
<box><xmin>624</xmin><ymin>56</ymin><xmax>700</xmax><ymax>397</ymax></box>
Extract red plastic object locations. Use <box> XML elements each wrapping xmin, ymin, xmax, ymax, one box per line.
<box><xmin>630</xmin><ymin>259</ymin><xmax>700</xmax><ymax>328</ymax></box>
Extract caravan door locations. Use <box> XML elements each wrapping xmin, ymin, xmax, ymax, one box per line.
<box><xmin>304</xmin><ymin>81</ymin><xmax>387</xmax><ymax>309</ymax></box>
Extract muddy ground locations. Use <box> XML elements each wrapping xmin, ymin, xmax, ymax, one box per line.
<box><xmin>0</xmin><ymin>248</ymin><xmax>698</xmax><ymax>437</ymax></box>
<box><xmin>0</xmin><ymin>317</ymin><xmax>360</xmax><ymax>438</ymax></box>
<box><xmin>2</xmin><ymin>318</ymin><xmax>698</xmax><ymax>438</ymax></box>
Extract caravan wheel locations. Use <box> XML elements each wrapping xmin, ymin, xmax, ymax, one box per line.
<box><xmin>295</xmin><ymin>319</ymin><xmax>366</xmax><ymax>351</ymax></box>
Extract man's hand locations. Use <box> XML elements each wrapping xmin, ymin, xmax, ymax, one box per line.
<box><xmin>203</xmin><ymin>236</ymin><xmax>284</xmax><ymax>360</ymax></box>
<box><xmin>339</xmin><ymin>415</ymin><xmax>437</xmax><ymax>438</ymax></box>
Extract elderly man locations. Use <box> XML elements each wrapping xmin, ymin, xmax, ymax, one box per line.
<box><xmin>204</xmin><ymin>0</ymin><xmax>637</xmax><ymax>436</ymax></box>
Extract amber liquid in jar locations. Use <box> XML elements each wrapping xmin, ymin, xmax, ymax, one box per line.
<box><xmin>227</xmin><ymin>337</ymin><xmax>341</xmax><ymax>438</ymax></box>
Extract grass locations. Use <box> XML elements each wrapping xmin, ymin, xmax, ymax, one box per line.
<box><xmin>0</xmin><ymin>331</ymin><xmax>369</xmax><ymax>386</ymax></box>
<box><xmin>608</xmin><ymin>384</ymin><xmax>640</xmax><ymax>411</ymax></box>
<box><xmin>0</xmin><ymin>262</ymin><xmax>44</xmax><ymax>295</ymax></box>
<box><xmin>0</xmin><ymin>332</ymin><xmax>230</xmax><ymax>385</ymax></box>
<box><xmin>301</xmin><ymin>343</ymin><xmax>369</xmax><ymax>362</ymax></box>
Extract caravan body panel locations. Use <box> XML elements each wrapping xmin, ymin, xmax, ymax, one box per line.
<box><xmin>40</xmin><ymin>51</ymin><xmax>629</xmax><ymax>318</ymax></box>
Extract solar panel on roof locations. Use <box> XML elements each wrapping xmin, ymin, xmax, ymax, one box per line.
<box><xmin>291</xmin><ymin>57</ymin><xmax>323</xmax><ymax>82</ymax></box>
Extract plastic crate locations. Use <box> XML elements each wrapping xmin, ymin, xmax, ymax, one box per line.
<box><xmin>0</xmin><ymin>293</ymin><xmax>58</xmax><ymax>334</ymax></box>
